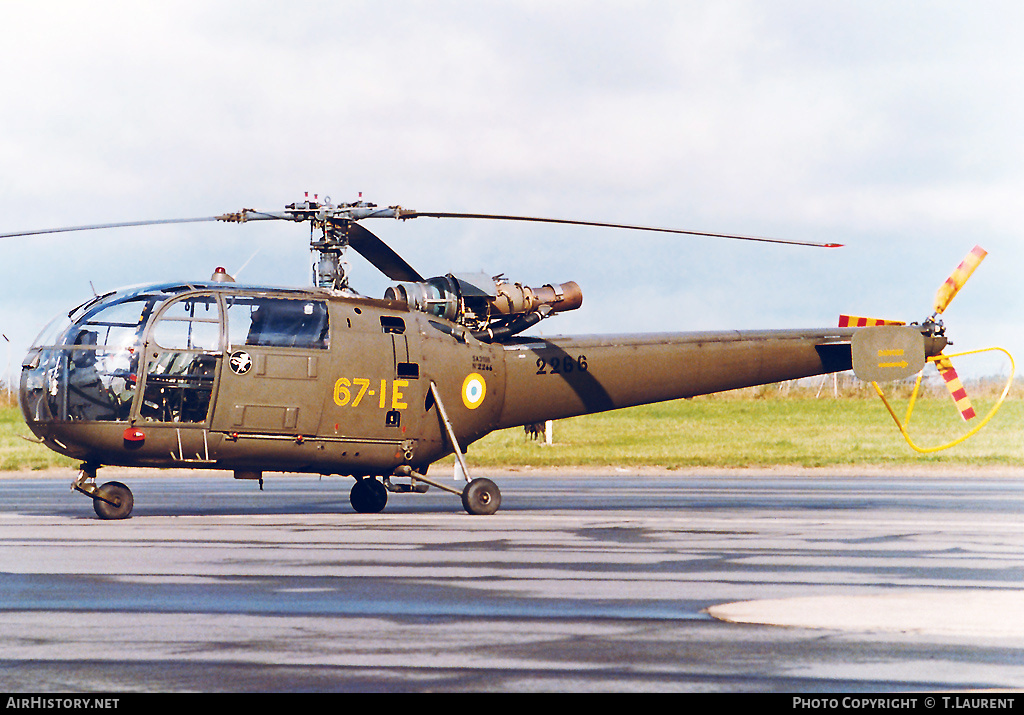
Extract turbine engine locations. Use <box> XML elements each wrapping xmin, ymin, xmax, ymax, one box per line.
<box><xmin>384</xmin><ymin>273</ymin><xmax>582</xmax><ymax>342</ymax></box>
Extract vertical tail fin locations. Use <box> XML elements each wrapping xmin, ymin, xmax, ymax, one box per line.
<box><xmin>839</xmin><ymin>315</ymin><xmax>905</xmax><ymax>327</ymax></box>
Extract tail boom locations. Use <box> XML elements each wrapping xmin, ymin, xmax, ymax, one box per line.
<box><xmin>497</xmin><ymin>328</ymin><xmax>948</xmax><ymax>428</ymax></box>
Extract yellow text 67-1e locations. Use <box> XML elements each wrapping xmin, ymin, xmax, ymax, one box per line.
<box><xmin>333</xmin><ymin>378</ymin><xmax>410</xmax><ymax>409</ymax></box>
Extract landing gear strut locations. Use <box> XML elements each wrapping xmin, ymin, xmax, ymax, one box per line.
<box><xmin>348</xmin><ymin>382</ymin><xmax>502</xmax><ymax>516</ymax></box>
<box><xmin>357</xmin><ymin>468</ymin><xmax>502</xmax><ymax>516</ymax></box>
<box><xmin>425</xmin><ymin>380</ymin><xmax>502</xmax><ymax>515</ymax></box>
<box><xmin>72</xmin><ymin>464</ymin><xmax>134</xmax><ymax>520</ymax></box>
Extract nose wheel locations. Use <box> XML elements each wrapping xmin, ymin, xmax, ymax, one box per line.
<box><xmin>92</xmin><ymin>481</ymin><xmax>134</xmax><ymax>520</ymax></box>
<box><xmin>72</xmin><ymin>465</ymin><xmax>134</xmax><ymax>520</ymax></box>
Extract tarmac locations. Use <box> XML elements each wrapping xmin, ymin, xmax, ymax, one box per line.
<box><xmin>1</xmin><ymin>467</ymin><xmax>1022</xmax><ymax>691</ymax></box>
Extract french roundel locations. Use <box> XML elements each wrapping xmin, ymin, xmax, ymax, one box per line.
<box><xmin>462</xmin><ymin>373</ymin><xmax>487</xmax><ymax>409</ymax></box>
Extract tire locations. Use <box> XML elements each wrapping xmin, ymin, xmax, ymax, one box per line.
<box><xmin>461</xmin><ymin>478</ymin><xmax>501</xmax><ymax>515</ymax></box>
<box><xmin>93</xmin><ymin>481</ymin><xmax>134</xmax><ymax>520</ymax></box>
<box><xmin>350</xmin><ymin>478</ymin><xmax>388</xmax><ymax>514</ymax></box>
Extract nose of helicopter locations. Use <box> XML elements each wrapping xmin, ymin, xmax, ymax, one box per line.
<box><xmin>17</xmin><ymin>348</ymin><xmax>52</xmax><ymax>439</ymax></box>
<box><xmin>17</xmin><ymin>348</ymin><xmax>38</xmax><ymax>422</ymax></box>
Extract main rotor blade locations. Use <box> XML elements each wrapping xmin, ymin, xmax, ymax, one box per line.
<box><xmin>398</xmin><ymin>211</ymin><xmax>843</xmax><ymax>248</ymax></box>
<box><xmin>0</xmin><ymin>216</ymin><xmax>224</xmax><ymax>240</ymax></box>
<box><xmin>0</xmin><ymin>209</ymin><xmax>296</xmax><ymax>240</ymax></box>
<box><xmin>343</xmin><ymin>221</ymin><xmax>424</xmax><ymax>283</ymax></box>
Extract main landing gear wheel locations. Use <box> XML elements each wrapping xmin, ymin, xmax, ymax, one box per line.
<box><xmin>92</xmin><ymin>481</ymin><xmax>134</xmax><ymax>520</ymax></box>
<box><xmin>461</xmin><ymin>477</ymin><xmax>501</xmax><ymax>515</ymax></box>
<box><xmin>350</xmin><ymin>478</ymin><xmax>388</xmax><ymax>514</ymax></box>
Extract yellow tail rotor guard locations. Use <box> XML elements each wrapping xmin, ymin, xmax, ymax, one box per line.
<box><xmin>871</xmin><ymin>346</ymin><xmax>1014</xmax><ymax>454</ymax></box>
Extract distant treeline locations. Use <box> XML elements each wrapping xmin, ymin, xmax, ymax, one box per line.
<box><xmin>697</xmin><ymin>373</ymin><xmax>1021</xmax><ymax>401</ymax></box>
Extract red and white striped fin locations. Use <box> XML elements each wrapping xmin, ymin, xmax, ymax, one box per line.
<box><xmin>839</xmin><ymin>315</ymin><xmax>906</xmax><ymax>328</ymax></box>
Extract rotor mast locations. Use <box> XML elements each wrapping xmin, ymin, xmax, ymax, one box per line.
<box><xmin>216</xmin><ymin>192</ymin><xmax>411</xmax><ymax>291</ymax></box>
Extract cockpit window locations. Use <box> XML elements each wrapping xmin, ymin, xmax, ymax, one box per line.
<box><xmin>31</xmin><ymin>295</ymin><xmax>158</xmax><ymax>350</ymax></box>
<box><xmin>29</xmin><ymin>315</ymin><xmax>73</xmax><ymax>352</ymax></box>
<box><xmin>151</xmin><ymin>296</ymin><xmax>221</xmax><ymax>351</ymax></box>
<box><xmin>78</xmin><ymin>297</ymin><xmax>155</xmax><ymax>350</ymax></box>
<box><xmin>21</xmin><ymin>295</ymin><xmax>161</xmax><ymax>422</ymax></box>
<box><xmin>225</xmin><ymin>296</ymin><xmax>329</xmax><ymax>349</ymax></box>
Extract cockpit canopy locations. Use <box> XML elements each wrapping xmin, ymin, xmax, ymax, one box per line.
<box><xmin>21</xmin><ymin>282</ymin><xmax>330</xmax><ymax>424</ymax></box>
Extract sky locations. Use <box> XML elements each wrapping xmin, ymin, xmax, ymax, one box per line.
<box><xmin>1</xmin><ymin>1</ymin><xmax>1022</xmax><ymax>385</ymax></box>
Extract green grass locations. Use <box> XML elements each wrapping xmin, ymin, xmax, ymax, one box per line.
<box><xmin>462</xmin><ymin>377</ymin><xmax>1024</xmax><ymax>469</ymax></box>
<box><xmin>464</xmin><ymin>396</ymin><xmax>1024</xmax><ymax>468</ymax></box>
<box><xmin>2</xmin><ymin>382</ymin><xmax>1021</xmax><ymax>472</ymax></box>
<box><xmin>0</xmin><ymin>402</ymin><xmax>76</xmax><ymax>471</ymax></box>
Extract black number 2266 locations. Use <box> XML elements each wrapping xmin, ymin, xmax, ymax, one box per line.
<box><xmin>536</xmin><ymin>355</ymin><xmax>588</xmax><ymax>375</ymax></box>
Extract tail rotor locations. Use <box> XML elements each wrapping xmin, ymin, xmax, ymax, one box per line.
<box><xmin>845</xmin><ymin>245</ymin><xmax>1013</xmax><ymax>452</ymax></box>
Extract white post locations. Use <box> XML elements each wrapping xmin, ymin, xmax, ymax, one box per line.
<box><xmin>2</xmin><ymin>334</ymin><xmax>9</xmax><ymax>406</ymax></box>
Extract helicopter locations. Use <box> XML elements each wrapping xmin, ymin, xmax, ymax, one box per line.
<box><xmin>2</xmin><ymin>195</ymin><xmax>1010</xmax><ymax>519</ymax></box>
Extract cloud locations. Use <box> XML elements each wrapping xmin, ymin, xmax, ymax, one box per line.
<box><xmin>1</xmin><ymin>1</ymin><xmax>1021</xmax><ymax>378</ymax></box>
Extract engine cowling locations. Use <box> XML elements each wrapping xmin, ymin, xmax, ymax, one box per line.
<box><xmin>384</xmin><ymin>273</ymin><xmax>582</xmax><ymax>341</ymax></box>
<box><xmin>491</xmin><ymin>280</ymin><xmax>583</xmax><ymax>315</ymax></box>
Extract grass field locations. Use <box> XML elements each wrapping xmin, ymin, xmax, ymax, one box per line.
<box><xmin>2</xmin><ymin>377</ymin><xmax>1021</xmax><ymax>472</ymax></box>
<box><xmin>0</xmin><ymin>403</ymin><xmax>77</xmax><ymax>471</ymax></box>
<box><xmin>466</xmin><ymin>392</ymin><xmax>1024</xmax><ymax>469</ymax></box>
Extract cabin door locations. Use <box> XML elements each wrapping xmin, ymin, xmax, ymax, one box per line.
<box><xmin>209</xmin><ymin>294</ymin><xmax>330</xmax><ymax>436</ymax></box>
<box><xmin>318</xmin><ymin>310</ymin><xmax>431</xmax><ymax>467</ymax></box>
<box><xmin>136</xmin><ymin>294</ymin><xmax>221</xmax><ymax>426</ymax></box>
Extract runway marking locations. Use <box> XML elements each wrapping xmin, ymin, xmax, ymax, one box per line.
<box><xmin>707</xmin><ymin>591</ymin><xmax>1024</xmax><ymax>638</ymax></box>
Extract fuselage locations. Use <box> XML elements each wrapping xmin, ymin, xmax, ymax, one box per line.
<box><xmin>20</xmin><ymin>280</ymin><xmax>947</xmax><ymax>478</ymax></box>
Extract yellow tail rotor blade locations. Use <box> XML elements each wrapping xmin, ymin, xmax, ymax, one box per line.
<box><xmin>934</xmin><ymin>245</ymin><xmax>987</xmax><ymax>314</ymax></box>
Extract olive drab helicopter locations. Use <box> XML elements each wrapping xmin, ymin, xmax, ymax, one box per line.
<box><xmin>3</xmin><ymin>195</ymin><xmax>1013</xmax><ymax>519</ymax></box>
